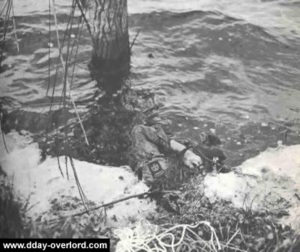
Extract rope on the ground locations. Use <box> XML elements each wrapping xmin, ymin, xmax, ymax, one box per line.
<box><xmin>115</xmin><ymin>221</ymin><xmax>223</xmax><ymax>252</ymax></box>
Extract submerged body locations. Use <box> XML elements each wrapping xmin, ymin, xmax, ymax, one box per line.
<box><xmin>129</xmin><ymin>124</ymin><xmax>226</xmax><ymax>188</ymax></box>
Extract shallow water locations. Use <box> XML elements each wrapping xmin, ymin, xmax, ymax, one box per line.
<box><xmin>1</xmin><ymin>1</ymin><xmax>300</xmax><ymax>161</ymax></box>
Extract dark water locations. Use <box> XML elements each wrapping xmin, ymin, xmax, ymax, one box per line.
<box><xmin>1</xmin><ymin>0</ymin><xmax>300</xmax><ymax>166</ymax></box>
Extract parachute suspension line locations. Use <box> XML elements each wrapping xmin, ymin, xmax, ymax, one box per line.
<box><xmin>61</xmin><ymin>0</ymin><xmax>76</xmax><ymax>190</ymax></box>
<box><xmin>58</xmin><ymin>0</ymin><xmax>85</xmax><ymax>98</ymax></box>
<box><xmin>61</xmin><ymin>0</ymin><xmax>76</xmax><ymax>108</ymax></box>
<box><xmin>74</xmin><ymin>0</ymin><xmax>94</xmax><ymax>44</ymax></box>
<box><xmin>58</xmin><ymin>0</ymin><xmax>80</xmax><ymax>102</ymax></box>
<box><xmin>69</xmin><ymin>9</ymin><xmax>85</xmax><ymax>92</ymax></box>
<box><xmin>46</xmin><ymin>0</ymin><xmax>52</xmax><ymax>97</ymax></box>
<box><xmin>65</xmin><ymin>155</ymin><xmax>69</xmax><ymax>180</ymax></box>
<box><xmin>0</xmin><ymin>0</ymin><xmax>9</xmax><ymax>16</ymax></box>
<box><xmin>49</xmin><ymin>0</ymin><xmax>90</xmax><ymax>211</ymax></box>
<box><xmin>0</xmin><ymin>0</ymin><xmax>19</xmax><ymax>51</ymax></box>
<box><xmin>56</xmin><ymin>155</ymin><xmax>64</xmax><ymax>178</ymax></box>
<box><xmin>47</xmin><ymin>1</ymin><xmax>74</xmax><ymax>115</ymax></box>
<box><xmin>11</xmin><ymin>0</ymin><xmax>19</xmax><ymax>52</ymax></box>
<box><xmin>51</xmin><ymin>0</ymin><xmax>89</xmax><ymax>146</ymax></box>
<box><xmin>0</xmin><ymin>116</ymin><xmax>9</xmax><ymax>153</ymax></box>
<box><xmin>69</xmin><ymin>155</ymin><xmax>89</xmax><ymax>212</ymax></box>
<box><xmin>46</xmin><ymin>0</ymin><xmax>77</xmax><ymax>181</ymax></box>
<box><xmin>2</xmin><ymin>0</ymin><xmax>11</xmax><ymax>42</ymax></box>
<box><xmin>44</xmin><ymin>0</ymin><xmax>70</xmax><ymax>177</ymax></box>
<box><xmin>54</xmin><ymin>126</ymin><xmax>64</xmax><ymax>178</ymax></box>
<box><xmin>0</xmin><ymin>0</ymin><xmax>11</xmax><ymax>67</ymax></box>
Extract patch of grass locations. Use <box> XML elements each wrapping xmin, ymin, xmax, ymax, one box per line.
<box><xmin>148</xmin><ymin>176</ymin><xmax>300</xmax><ymax>252</ymax></box>
<box><xmin>27</xmin><ymin>195</ymin><xmax>118</xmax><ymax>248</ymax></box>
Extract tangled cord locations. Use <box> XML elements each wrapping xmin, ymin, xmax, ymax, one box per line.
<box><xmin>115</xmin><ymin>221</ymin><xmax>222</xmax><ymax>252</ymax></box>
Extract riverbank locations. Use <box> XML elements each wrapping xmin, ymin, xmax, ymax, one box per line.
<box><xmin>1</xmin><ymin>130</ymin><xmax>300</xmax><ymax>251</ymax></box>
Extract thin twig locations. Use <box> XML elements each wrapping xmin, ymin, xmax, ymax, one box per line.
<box><xmin>64</xmin><ymin>190</ymin><xmax>177</xmax><ymax>218</ymax></box>
<box><xmin>69</xmin><ymin>191</ymin><xmax>150</xmax><ymax>218</ymax></box>
<box><xmin>225</xmin><ymin>228</ymin><xmax>240</xmax><ymax>247</ymax></box>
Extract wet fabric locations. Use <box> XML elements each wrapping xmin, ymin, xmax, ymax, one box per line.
<box><xmin>129</xmin><ymin>125</ymin><xmax>176</xmax><ymax>187</ymax></box>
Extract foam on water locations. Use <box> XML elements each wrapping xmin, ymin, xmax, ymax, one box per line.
<box><xmin>204</xmin><ymin>144</ymin><xmax>300</xmax><ymax>231</ymax></box>
<box><xmin>0</xmin><ymin>131</ymin><xmax>156</xmax><ymax>227</ymax></box>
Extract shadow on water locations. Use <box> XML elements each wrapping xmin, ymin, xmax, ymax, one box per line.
<box><xmin>1</xmin><ymin>77</ymin><xmax>159</xmax><ymax>167</ymax></box>
<box><xmin>1</xmin><ymin>2</ymin><xmax>300</xmax><ymax>170</ymax></box>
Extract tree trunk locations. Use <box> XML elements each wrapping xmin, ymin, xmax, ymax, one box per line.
<box><xmin>83</xmin><ymin>0</ymin><xmax>130</xmax><ymax>93</ymax></box>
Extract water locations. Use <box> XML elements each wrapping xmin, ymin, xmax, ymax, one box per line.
<box><xmin>1</xmin><ymin>1</ymin><xmax>300</xmax><ymax>162</ymax></box>
<box><xmin>1</xmin><ymin>0</ymin><xmax>300</xmax><ymax>237</ymax></box>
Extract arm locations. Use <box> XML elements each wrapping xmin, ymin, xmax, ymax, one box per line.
<box><xmin>169</xmin><ymin>139</ymin><xmax>187</xmax><ymax>152</ymax></box>
<box><xmin>140</xmin><ymin>125</ymin><xmax>202</xmax><ymax>169</ymax></box>
<box><xmin>170</xmin><ymin>139</ymin><xmax>203</xmax><ymax>169</ymax></box>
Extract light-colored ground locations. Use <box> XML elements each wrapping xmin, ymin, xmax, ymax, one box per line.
<box><xmin>204</xmin><ymin>143</ymin><xmax>300</xmax><ymax>231</ymax></box>
<box><xmin>0</xmin><ymin>131</ymin><xmax>156</xmax><ymax>227</ymax></box>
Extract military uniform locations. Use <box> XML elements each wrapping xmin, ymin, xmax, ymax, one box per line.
<box><xmin>129</xmin><ymin>124</ymin><xmax>227</xmax><ymax>188</ymax></box>
<box><xmin>129</xmin><ymin>125</ymin><xmax>179</xmax><ymax>187</ymax></box>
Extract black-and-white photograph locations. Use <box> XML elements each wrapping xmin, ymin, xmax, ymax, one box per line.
<box><xmin>0</xmin><ymin>0</ymin><xmax>300</xmax><ymax>251</ymax></box>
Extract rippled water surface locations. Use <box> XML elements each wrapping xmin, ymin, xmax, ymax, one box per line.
<box><xmin>1</xmin><ymin>0</ymin><xmax>300</xmax><ymax>164</ymax></box>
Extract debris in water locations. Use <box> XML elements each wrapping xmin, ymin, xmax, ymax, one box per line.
<box><xmin>47</xmin><ymin>42</ymin><xmax>54</xmax><ymax>48</ymax></box>
<box><xmin>209</xmin><ymin>128</ymin><xmax>216</xmax><ymax>134</ymax></box>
